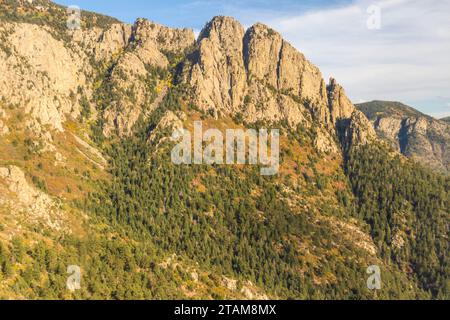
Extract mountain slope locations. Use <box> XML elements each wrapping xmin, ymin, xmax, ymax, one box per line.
<box><xmin>0</xmin><ymin>1</ymin><xmax>448</xmax><ymax>299</ymax></box>
<box><xmin>180</xmin><ymin>17</ymin><xmax>375</xmax><ymax>153</ymax></box>
<box><xmin>356</xmin><ymin>101</ymin><xmax>450</xmax><ymax>173</ymax></box>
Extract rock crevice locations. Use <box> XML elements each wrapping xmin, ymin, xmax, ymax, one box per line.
<box><xmin>183</xmin><ymin>17</ymin><xmax>375</xmax><ymax>151</ymax></box>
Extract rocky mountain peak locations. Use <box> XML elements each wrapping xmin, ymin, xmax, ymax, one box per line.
<box><xmin>185</xmin><ymin>16</ymin><xmax>328</xmax><ymax>114</ymax></box>
<box><xmin>183</xmin><ymin>16</ymin><xmax>374</xmax><ymax>152</ymax></box>
<box><xmin>356</xmin><ymin>101</ymin><xmax>449</xmax><ymax>172</ymax></box>
<box><xmin>327</xmin><ymin>77</ymin><xmax>356</xmax><ymax>123</ymax></box>
<box><xmin>0</xmin><ymin>2</ymin><xmax>448</xmax><ymax>300</ymax></box>
<box><xmin>133</xmin><ymin>18</ymin><xmax>195</xmax><ymax>53</ymax></box>
<box><xmin>185</xmin><ymin>16</ymin><xmax>247</xmax><ymax>115</ymax></box>
<box><xmin>0</xmin><ymin>4</ymin><xmax>375</xmax><ymax>151</ymax></box>
<box><xmin>198</xmin><ymin>16</ymin><xmax>245</xmax><ymax>44</ymax></box>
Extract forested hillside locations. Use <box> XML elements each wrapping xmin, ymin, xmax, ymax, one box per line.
<box><xmin>0</xmin><ymin>0</ymin><xmax>447</xmax><ymax>300</ymax></box>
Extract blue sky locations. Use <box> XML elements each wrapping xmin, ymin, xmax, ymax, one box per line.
<box><xmin>55</xmin><ymin>0</ymin><xmax>351</xmax><ymax>29</ymax></box>
<box><xmin>55</xmin><ymin>0</ymin><xmax>450</xmax><ymax>118</ymax></box>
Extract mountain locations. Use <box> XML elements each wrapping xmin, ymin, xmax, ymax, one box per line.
<box><xmin>356</xmin><ymin>101</ymin><xmax>450</xmax><ymax>173</ymax></box>
<box><xmin>0</xmin><ymin>1</ymin><xmax>448</xmax><ymax>299</ymax></box>
<box><xmin>441</xmin><ymin>116</ymin><xmax>450</xmax><ymax>124</ymax></box>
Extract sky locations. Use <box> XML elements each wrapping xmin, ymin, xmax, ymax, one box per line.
<box><xmin>55</xmin><ymin>0</ymin><xmax>450</xmax><ymax>118</ymax></box>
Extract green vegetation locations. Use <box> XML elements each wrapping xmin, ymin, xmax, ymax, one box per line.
<box><xmin>0</xmin><ymin>0</ymin><xmax>119</xmax><ymax>31</ymax></box>
<box><xmin>1</xmin><ymin>78</ymin><xmax>446</xmax><ymax>299</ymax></box>
<box><xmin>356</xmin><ymin>101</ymin><xmax>429</xmax><ymax>120</ymax></box>
<box><xmin>1</xmin><ymin>82</ymin><xmax>433</xmax><ymax>299</ymax></box>
<box><xmin>346</xmin><ymin>144</ymin><xmax>449</xmax><ymax>298</ymax></box>
<box><xmin>0</xmin><ymin>6</ymin><xmax>447</xmax><ymax>299</ymax></box>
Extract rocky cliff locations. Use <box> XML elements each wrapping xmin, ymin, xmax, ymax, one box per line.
<box><xmin>2</xmin><ymin>1</ymin><xmax>445</xmax><ymax>301</ymax></box>
<box><xmin>0</xmin><ymin>0</ymin><xmax>195</xmax><ymax>139</ymax></box>
<box><xmin>182</xmin><ymin>16</ymin><xmax>375</xmax><ymax>153</ymax></box>
<box><xmin>356</xmin><ymin>101</ymin><xmax>450</xmax><ymax>173</ymax></box>
<box><xmin>1</xmin><ymin>0</ymin><xmax>374</xmax><ymax>152</ymax></box>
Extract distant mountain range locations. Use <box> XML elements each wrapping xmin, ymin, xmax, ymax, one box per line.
<box><xmin>356</xmin><ymin>101</ymin><xmax>449</xmax><ymax>173</ymax></box>
<box><xmin>441</xmin><ymin>116</ymin><xmax>450</xmax><ymax>124</ymax></box>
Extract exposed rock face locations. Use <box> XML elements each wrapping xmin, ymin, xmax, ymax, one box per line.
<box><xmin>1</xmin><ymin>3</ymin><xmax>445</xmax><ymax>301</ymax></box>
<box><xmin>156</xmin><ymin>110</ymin><xmax>184</xmax><ymax>133</ymax></box>
<box><xmin>0</xmin><ymin>22</ymin><xmax>88</xmax><ymax>131</ymax></box>
<box><xmin>327</xmin><ymin>78</ymin><xmax>355</xmax><ymax>122</ymax></box>
<box><xmin>0</xmin><ymin>8</ymin><xmax>195</xmax><ymax>137</ymax></box>
<box><xmin>244</xmin><ymin>23</ymin><xmax>330</xmax><ymax>124</ymax></box>
<box><xmin>0</xmin><ymin>165</ymin><xmax>65</xmax><ymax>231</ymax></box>
<box><xmin>101</xmin><ymin>48</ymin><xmax>161</xmax><ymax>137</ymax></box>
<box><xmin>72</xmin><ymin>23</ymin><xmax>133</xmax><ymax>61</ymax></box>
<box><xmin>100</xmin><ymin>19</ymin><xmax>195</xmax><ymax>136</ymax></box>
<box><xmin>356</xmin><ymin>101</ymin><xmax>450</xmax><ymax>172</ymax></box>
<box><xmin>183</xmin><ymin>18</ymin><xmax>330</xmax><ymax>124</ymax></box>
<box><xmin>148</xmin><ymin>110</ymin><xmax>184</xmax><ymax>144</ymax></box>
<box><xmin>183</xmin><ymin>16</ymin><xmax>374</xmax><ymax>151</ymax></box>
<box><xmin>133</xmin><ymin>18</ymin><xmax>195</xmax><ymax>54</ymax></box>
<box><xmin>337</xmin><ymin>110</ymin><xmax>377</xmax><ymax>152</ymax></box>
<box><xmin>0</xmin><ymin>7</ymin><xmax>374</xmax><ymax>150</ymax></box>
<box><xmin>25</xmin><ymin>118</ymin><xmax>56</xmax><ymax>152</ymax></box>
<box><xmin>328</xmin><ymin>78</ymin><xmax>376</xmax><ymax>150</ymax></box>
<box><xmin>221</xmin><ymin>276</ymin><xmax>269</xmax><ymax>300</ymax></box>
<box><xmin>186</xmin><ymin>16</ymin><xmax>247</xmax><ymax>115</ymax></box>
<box><xmin>0</xmin><ymin>0</ymin><xmax>375</xmax><ymax>152</ymax></box>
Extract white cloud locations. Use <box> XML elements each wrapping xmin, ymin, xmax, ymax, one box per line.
<box><xmin>260</xmin><ymin>0</ymin><xmax>450</xmax><ymax>115</ymax></box>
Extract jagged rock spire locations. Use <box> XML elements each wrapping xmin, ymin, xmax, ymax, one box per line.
<box><xmin>183</xmin><ymin>16</ymin><xmax>375</xmax><ymax>151</ymax></box>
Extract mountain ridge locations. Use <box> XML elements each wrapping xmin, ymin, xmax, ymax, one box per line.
<box><xmin>441</xmin><ymin>116</ymin><xmax>450</xmax><ymax>123</ymax></box>
<box><xmin>0</xmin><ymin>1</ymin><xmax>448</xmax><ymax>300</ymax></box>
<box><xmin>356</xmin><ymin>100</ymin><xmax>450</xmax><ymax>173</ymax></box>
